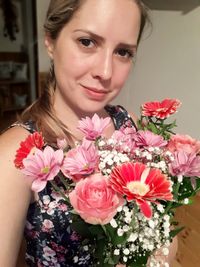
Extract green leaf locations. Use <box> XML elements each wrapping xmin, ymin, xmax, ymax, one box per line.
<box><xmin>70</xmin><ymin>220</ymin><xmax>93</xmax><ymax>238</ymax></box>
<box><xmin>105</xmin><ymin>224</ymin><xmax>128</xmax><ymax>245</ymax></box>
<box><xmin>147</xmin><ymin>122</ymin><xmax>158</xmax><ymax>134</ymax></box>
<box><xmin>170</xmin><ymin>226</ymin><xmax>185</xmax><ymax>238</ymax></box>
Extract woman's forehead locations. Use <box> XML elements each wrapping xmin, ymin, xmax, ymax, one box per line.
<box><xmin>63</xmin><ymin>0</ymin><xmax>141</xmax><ymax>44</ymax></box>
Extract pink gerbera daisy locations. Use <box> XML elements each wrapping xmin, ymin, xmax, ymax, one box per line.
<box><xmin>110</xmin><ymin>162</ymin><xmax>173</xmax><ymax>218</ymax></box>
<box><xmin>141</xmin><ymin>98</ymin><xmax>181</xmax><ymax>119</ymax></box>
<box><xmin>22</xmin><ymin>146</ymin><xmax>64</xmax><ymax>192</ymax></box>
<box><xmin>77</xmin><ymin>113</ymin><xmax>111</xmax><ymax>140</ymax></box>
<box><xmin>61</xmin><ymin>139</ymin><xmax>99</xmax><ymax>181</ymax></box>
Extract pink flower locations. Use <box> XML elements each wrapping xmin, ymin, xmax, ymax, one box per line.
<box><xmin>141</xmin><ymin>98</ymin><xmax>181</xmax><ymax>119</ymax></box>
<box><xmin>57</xmin><ymin>138</ymin><xmax>68</xmax><ymax>150</ymax></box>
<box><xmin>61</xmin><ymin>139</ymin><xmax>99</xmax><ymax>181</ymax></box>
<box><xmin>69</xmin><ymin>173</ymin><xmax>124</xmax><ymax>225</ymax></box>
<box><xmin>167</xmin><ymin>134</ymin><xmax>200</xmax><ymax>154</ymax></box>
<box><xmin>22</xmin><ymin>146</ymin><xmax>64</xmax><ymax>192</ymax></box>
<box><xmin>169</xmin><ymin>151</ymin><xmax>200</xmax><ymax>177</ymax></box>
<box><xmin>110</xmin><ymin>162</ymin><xmax>173</xmax><ymax>218</ymax></box>
<box><xmin>14</xmin><ymin>132</ymin><xmax>44</xmax><ymax>169</ymax></box>
<box><xmin>135</xmin><ymin>130</ymin><xmax>167</xmax><ymax>148</ymax></box>
<box><xmin>111</xmin><ymin>126</ymin><xmax>137</xmax><ymax>152</ymax></box>
<box><xmin>78</xmin><ymin>113</ymin><xmax>111</xmax><ymax>140</ymax></box>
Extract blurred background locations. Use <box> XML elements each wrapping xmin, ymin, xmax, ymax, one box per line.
<box><xmin>0</xmin><ymin>1</ymin><xmax>200</xmax><ymax>266</ymax></box>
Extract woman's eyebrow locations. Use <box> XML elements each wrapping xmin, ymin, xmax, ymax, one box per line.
<box><xmin>73</xmin><ymin>29</ymin><xmax>137</xmax><ymax>48</ymax></box>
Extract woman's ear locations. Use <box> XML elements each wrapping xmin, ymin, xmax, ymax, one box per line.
<box><xmin>44</xmin><ymin>34</ymin><xmax>54</xmax><ymax>59</ymax></box>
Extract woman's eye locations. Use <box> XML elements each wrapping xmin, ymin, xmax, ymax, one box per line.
<box><xmin>117</xmin><ymin>48</ymin><xmax>134</xmax><ymax>59</ymax></box>
<box><xmin>78</xmin><ymin>38</ymin><xmax>95</xmax><ymax>48</ymax></box>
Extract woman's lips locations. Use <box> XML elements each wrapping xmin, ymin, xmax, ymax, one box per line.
<box><xmin>81</xmin><ymin>85</ymin><xmax>108</xmax><ymax>101</ymax></box>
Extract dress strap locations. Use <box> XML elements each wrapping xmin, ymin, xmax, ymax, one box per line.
<box><xmin>8</xmin><ymin>120</ymin><xmax>36</xmax><ymax>134</ymax></box>
<box><xmin>105</xmin><ymin>104</ymin><xmax>137</xmax><ymax>130</ymax></box>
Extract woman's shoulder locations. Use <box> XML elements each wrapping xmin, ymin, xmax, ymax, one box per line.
<box><xmin>0</xmin><ymin>125</ymin><xmax>32</xmax><ymax>179</ymax></box>
<box><xmin>0</xmin><ymin>123</ymin><xmax>31</xmax><ymax>150</ymax></box>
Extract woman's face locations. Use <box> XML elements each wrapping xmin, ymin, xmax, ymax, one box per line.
<box><xmin>45</xmin><ymin>0</ymin><xmax>141</xmax><ymax>116</ymax></box>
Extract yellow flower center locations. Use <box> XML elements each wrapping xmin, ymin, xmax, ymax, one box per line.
<box><xmin>41</xmin><ymin>166</ymin><xmax>50</xmax><ymax>174</ymax></box>
<box><xmin>83</xmin><ymin>164</ymin><xmax>89</xmax><ymax>170</ymax></box>
<box><xmin>127</xmin><ymin>181</ymin><xmax>149</xmax><ymax>196</ymax></box>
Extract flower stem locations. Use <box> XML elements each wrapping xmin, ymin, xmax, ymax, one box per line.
<box><xmin>50</xmin><ymin>180</ymin><xmax>70</xmax><ymax>204</ymax></box>
<box><xmin>59</xmin><ymin>174</ymin><xmax>70</xmax><ymax>190</ymax></box>
<box><xmin>163</xmin><ymin>179</ymin><xmax>181</xmax><ymax>215</ymax></box>
<box><xmin>101</xmin><ymin>225</ymin><xmax>111</xmax><ymax>242</ymax></box>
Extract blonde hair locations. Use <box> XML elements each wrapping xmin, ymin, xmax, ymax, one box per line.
<box><xmin>20</xmin><ymin>0</ymin><xmax>150</xmax><ymax>146</ymax></box>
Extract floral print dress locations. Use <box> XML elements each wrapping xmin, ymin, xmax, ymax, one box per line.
<box><xmin>14</xmin><ymin>105</ymin><xmax>136</xmax><ymax>267</ymax></box>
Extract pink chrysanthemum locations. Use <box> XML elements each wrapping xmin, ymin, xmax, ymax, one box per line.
<box><xmin>14</xmin><ymin>132</ymin><xmax>44</xmax><ymax>169</ymax></box>
<box><xmin>111</xmin><ymin>126</ymin><xmax>137</xmax><ymax>152</ymax></box>
<box><xmin>141</xmin><ymin>98</ymin><xmax>181</xmax><ymax>119</ymax></box>
<box><xmin>22</xmin><ymin>146</ymin><xmax>64</xmax><ymax>192</ymax></box>
<box><xmin>110</xmin><ymin>162</ymin><xmax>173</xmax><ymax>218</ymax></box>
<box><xmin>77</xmin><ymin>113</ymin><xmax>110</xmax><ymax>140</ymax></box>
<box><xmin>61</xmin><ymin>139</ymin><xmax>99</xmax><ymax>181</ymax></box>
<box><xmin>167</xmin><ymin>134</ymin><xmax>200</xmax><ymax>154</ymax></box>
<box><xmin>135</xmin><ymin>130</ymin><xmax>167</xmax><ymax>148</ymax></box>
<box><xmin>169</xmin><ymin>151</ymin><xmax>200</xmax><ymax>177</ymax></box>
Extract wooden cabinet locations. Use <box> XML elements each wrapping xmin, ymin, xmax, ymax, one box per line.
<box><xmin>0</xmin><ymin>52</ymin><xmax>30</xmax><ymax>117</ymax></box>
<box><xmin>0</xmin><ymin>79</ymin><xmax>29</xmax><ymax>116</ymax></box>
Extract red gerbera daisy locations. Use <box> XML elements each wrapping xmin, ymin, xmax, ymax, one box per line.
<box><xmin>110</xmin><ymin>162</ymin><xmax>173</xmax><ymax>218</ymax></box>
<box><xmin>14</xmin><ymin>132</ymin><xmax>44</xmax><ymax>169</ymax></box>
<box><xmin>141</xmin><ymin>98</ymin><xmax>181</xmax><ymax>119</ymax></box>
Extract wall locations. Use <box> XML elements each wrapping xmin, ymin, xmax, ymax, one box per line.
<box><xmin>113</xmin><ymin>0</ymin><xmax>200</xmax><ymax>139</ymax></box>
<box><xmin>36</xmin><ymin>0</ymin><xmax>50</xmax><ymax>72</ymax></box>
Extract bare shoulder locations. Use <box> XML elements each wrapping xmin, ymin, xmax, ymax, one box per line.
<box><xmin>0</xmin><ymin>126</ymin><xmax>32</xmax><ymax>188</ymax></box>
<box><xmin>0</xmin><ymin>126</ymin><xmax>30</xmax><ymax>159</ymax></box>
<box><xmin>0</xmin><ymin>126</ymin><xmax>33</xmax><ymax>265</ymax></box>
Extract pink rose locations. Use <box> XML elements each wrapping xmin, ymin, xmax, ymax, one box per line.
<box><xmin>69</xmin><ymin>173</ymin><xmax>124</xmax><ymax>225</ymax></box>
<box><xmin>167</xmin><ymin>134</ymin><xmax>200</xmax><ymax>154</ymax></box>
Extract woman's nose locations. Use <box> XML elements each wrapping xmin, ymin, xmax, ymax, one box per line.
<box><xmin>92</xmin><ymin>50</ymin><xmax>113</xmax><ymax>81</ymax></box>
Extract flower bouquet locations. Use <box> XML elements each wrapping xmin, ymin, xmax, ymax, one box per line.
<box><xmin>15</xmin><ymin>99</ymin><xmax>200</xmax><ymax>267</ymax></box>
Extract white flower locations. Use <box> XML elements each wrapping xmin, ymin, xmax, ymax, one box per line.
<box><xmin>114</xmin><ymin>249</ymin><xmax>120</xmax><ymax>255</ymax></box>
<box><xmin>178</xmin><ymin>175</ymin><xmax>183</xmax><ymax>183</ymax></box>
<box><xmin>98</xmin><ymin>140</ymin><xmax>106</xmax><ymax>146</ymax></box>
<box><xmin>122</xmin><ymin>225</ymin><xmax>130</xmax><ymax>232</ymax></box>
<box><xmin>184</xmin><ymin>198</ymin><xmax>189</xmax><ymax>204</ymax></box>
<box><xmin>99</xmin><ymin>162</ymin><xmax>106</xmax><ymax>169</ymax></box>
<box><xmin>123</xmin><ymin>256</ymin><xmax>128</xmax><ymax>262</ymax></box>
<box><xmin>110</xmin><ymin>218</ymin><xmax>118</xmax><ymax>228</ymax></box>
<box><xmin>117</xmin><ymin>228</ymin><xmax>124</xmax><ymax>236</ymax></box>
<box><xmin>162</xmin><ymin>247</ymin><xmax>169</xmax><ymax>256</ymax></box>
<box><xmin>148</xmin><ymin>220</ymin><xmax>155</xmax><ymax>229</ymax></box>
<box><xmin>117</xmin><ymin>206</ymin><xmax>123</xmax><ymax>212</ymax></box>
<box><xmin>157</xmin><ymin>204</ymin><xmax>164</xmax><ymax>213</ymax></box>
<box><xmin>128</xmin><ymin>233</ymin><xmax>138</xmax><ymax>242</ymax></box>
<box><xmin>123</xmin><ymin>248</ymin><xmax>130</xmax><ymax>255</ymax></box>
<box><xmin>123</xmin><ymin>206</ymin><xmax>129</xmax><ymax>213</ymax></box>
